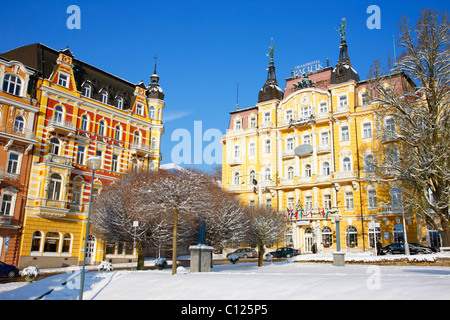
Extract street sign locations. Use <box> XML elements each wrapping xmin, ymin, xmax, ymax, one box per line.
<box><xmin>4</xmin><ymin>236</ymin><xmax>10</xmax><ymax>253</ymax></box>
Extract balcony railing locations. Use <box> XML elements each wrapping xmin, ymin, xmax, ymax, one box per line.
<box><xmin>333</xmin><ymin>170</ymin><xmax>356</xmax><ymax>179</ymax></box>
<box><xmin>43</xmin><ymin>154</ymin><xmax>73</xmax><ymax>167</ymax></box>
<box><xmin>0</xmin><ymin>124</ymin><xmax>36</xmax><ymax>140</ymax></box>
<box><xmin>0</xmin><ymin>214</ymin><xmax>13</xmax><ymax>225</ymax></box>
<box><xmin>46</xmin><ymin>118</ymin><xmax>76</xmax><ymax>134</ymax></box>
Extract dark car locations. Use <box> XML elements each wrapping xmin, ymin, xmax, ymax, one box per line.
<box><xmin>227</xmin><ymin>248</ymin><xmax>257</xmax><ymax>259</ymax></box>
<box><xmin>380</xmin><ymin>243</ymin><xmax>432</xmax><ymax>255</ymax></box>
<box><xmin>0</xmin><ymin>261</ymin><xmax>19</xmax><ymax>278</ymax></box>
<box><xmin>266</xmin><ymin>247</ymin><xmax>301</xmax><ymax>259</ymax></box>
<box><xmin>409</xmin><ymin>242</ymin><xmax>438</xmax><ymax>253</ymax></box>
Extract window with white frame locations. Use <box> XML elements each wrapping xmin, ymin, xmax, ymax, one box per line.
<box><xmin>322</xmin><ymin>162</ymin><xmax>330</xmax><ymax>175</ymax></box>
<box><xmin>62</xmin><ymin>233</ymin><xmax>72</xmax><ymax>253</ymax></box>
<box><xmin>300</xmin><ymin>106</ymin><xmax>312</xmax><ymax>119</ymax></box>
<box><xmin>368</xmin><ymin>190</ymin><xmax>377</xmax><ymax>210</ymax></box>
<box><xmin>304</xmin><ymin>164</ymin><xmax>312</xmax><ymax>177</ymax></box>
<box><xmin>76</xmin><ymin>145</ymin><xmax>85</xmax><ymax>164</ymax></box>
<box><xmin>2</xmin><ymin>74</ymin><xmax>22</xmax><ymax>96</ymax></box>
<box><xmin>58</xmin><ymin>72</ymin><xmax>69</xmax><ymax>87</ymax></box>
<box><xmin>345</xmin><ymin>191</ymin><xmax>354</xmax><ymax>210</ymax></box>
<box><xmin>149</xmin><ymin>106</ymin><xmax>155</xmax><ymax>118</ymax></box>
<box><xmin>233</xmin><ymin>172</ymin><xmax>240</xmax><ymax>185</ymax></box>
<box><xmin>114</xmin><ymin>125</ymin><xmax>121</xmax><ymax>140</ymax></box>
<box><xmin>249</xmin><ymin>200</ymin><xmax>255</xmax><ymax>212</ymax></box>
<box><xmin>72</xmin><ymin>184</ymin><xmax>82</xmax><ymax>205</ymax></box>
<box><xmin>98</xmin><ymin>120</ymin><xmax>105</xmax><ymax>136</ymax></box>
<box><xmin>264</xmin><ymin>167</ymin><xmax>271</xmax><ymax>181</ymax></box>
<box><xmin>286</xmin><ymin>137</ymin><xmax>294</xmax><ymax>151</ymax></box>
<box><xmin>341</xmin><ymin>125</ymin><xmax>349</xmax><ymax>141</ymax></box>
<box><xmin>235</xmin><ymin>118</ymin><xmax>241</xmax><ymax>131</ymax></box>
<box><xmin>44</xmin><ymin>232</ymin><xmax>60</xmax><ymax>253</ymax></box>
<box><xmin>54</xmin><ymin>105</ymin><xmax>64</xmax><ymax>123</ymax></box>
<box><xmin>14</xmin><ymin>116</ymin><xmax>25</xmax><ymax>134</ymax></box>
<box><xmin>151</xmin><ymin>137</ymin><xmax>156</xmax><ymax>149</ymax></box>
<box><xmin>346</xmin><ymin>226</ymin><xmax>358</xmax><ymax>247</ymax></box>
<box><xmin>319</xmin><ymin>101</ymin><xmax>328</xmax><ymax>114</ymax></box>
<box><xmin>100</xmin><ymin>90</ymin><xmax>108</xmax><ymax>104</ymax></box>
<box><xmin>323</xmin><ymin>194</ymin><xmax>332</xmax><ymax>210</ymax></box>
<box><xmin>287</xmin><ymin>166</ymin><xmax>294</xmax><ymax>180</ymax></box>
<box><xmin>81</xmin><ymin>114</ymin><xmax>89</xmax><ymax>131</ymax></box>
<box><xmin>116</xmin><ymin>96</ymin><xmax>124</xmax><ymax>110</ymax></box>
<box><xmin>50</xmin><ymin>137</ymin><xmax>60</xmax><ymax>155</ymax></box>
<box><xmin>265</xmin><ymin>198</ymin><xmax>272</xmax><ymax>211</ymax></box>
<box><xmin>385</xmin><ymin>117</ymin><xmax>396</xmax><ymax>132</ymax></box>
<box><xmin>303</xmin><ymin>134</ymin><xmax>311</xmax><ymax>145</ymax></box>
<box><xmin>363</xmin><ymin>122</ymin><xmax>372</xmax><ymax>138</ymax></box>
<box><xmin>361</xmin><ymin>92</ymin><xmax>370</xmax><ymax>105</ymax></box>
<box><xmin>264</xmin><ymin>139</ymin><xmax>271</xmax><ymax>153</ymax></box>
<box><xmin>342</xmin><ymin>157</ymin><xmax>352</xmax><ymax>171</ymax></box>
<box><xmin>82</xmin><ymin>83</ymin><xmax>91</xmax><ymax>98</ymax></box>
<box><xmin>249</xmin><ymin>142</ymin><xmax>256</xmax><ymax>157</ymax></box>
<box><xmin>285</xmin><ymin>109</ymin><xmax>293</xmax><ymax>121</ymax></box>
<box><xmin>234</xmin><ymin>145</ymin><xmax>240</xmax><ymax>158</ymax></box>
<box><xmin>249</xmin><ymin>116</ymin><xmax>256</xmax><ymax>128</ymax></box>
<box><xmin>6</xmin><ymin>152</ymin><xmax>20</xmax><ymax>174</ymax></box>
<box><xmin>364</xmin><ymin>155</ymin><xmax>375</xmax><ymax>172</ymax></box>
<box><xmin>136</xmin><ymin>103</ymin><xmax>144</xmax><ymax>116</ymax></box>
<box><xmin>320</xmin><ymin>131</ymin><xmax>329</xmax><ymax>145</ymax></box>
<box><xmin>305</xmin><ymin>196</ymin><xmax>313</xmax><ymax>212</ymax></box>
<box><xmin>264</xmin><ymin>112</ymin><xmax>271</xmax><ymax>123</ymax></box>
<box><xmin>48</xmin><ymin>173</ymin><xmax>63</xmax><ymax>201</ymax></box>
<box><xmin>287</xmin><ymin>197</ymin><xmax>295</xmax><ymax>210</ymax></box>
<box><xmin>112</xmin><ymin>154</ymin><xmax>119</xmax><ymax>172</ymax></box>
<box><xmin>31</xmin><ymin>231</ymin><xmax>43</xmax><ymax>252</ymax></box>
<box><xmin>339</xmin><ymin>95</ymin><xmax>348</xmax><ymax>108</ymax></box>
<box><xmin>249</xmin><ymin>170</ymin><xmax>256</xmax><ymax>185</ymax></box>
<box><xmin>1</xmin><ymin>194</ymin><xmax>13</xmax><ymax>215</ymax></box>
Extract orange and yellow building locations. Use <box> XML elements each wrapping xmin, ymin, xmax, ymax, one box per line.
<box><xmin>1</xmin><ymin>44</ymin><xmax>165</xmax><ymax>268</ymax></box>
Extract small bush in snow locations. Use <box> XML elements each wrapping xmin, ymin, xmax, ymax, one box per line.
<box><xmin>155</xmin><ymin>258</ymin><xmax>167</xmax><ymax>270</ymax></box>
<box><xmin>98</xmin><ymin>261</ymin><xmax>113</xmax><ymax>271</ymax></box>
<box><xmin>22</xmin><ymin>266</ymin><xmax>40</xmax><ymax>281</ymax></box>
<box><xmin>228</xmin><ymin>254</ymin><xmax>239</xmax><ymax>264</ymax></box>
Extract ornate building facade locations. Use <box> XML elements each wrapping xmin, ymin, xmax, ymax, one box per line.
<box><xmin>221</xmin><ymin>34</ymin><xmax>428</xmax><ymax>254</ymax></box>
<box><xmin>1</xmin><ymin>44</ymin><xmax>165</xmax><ymax>268</ymax></box>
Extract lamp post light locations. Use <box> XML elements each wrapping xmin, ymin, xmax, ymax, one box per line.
<box><xmin>79</xmin><ymin>156</ymin><xmax>102</xmax><ymax>300</ymax></box>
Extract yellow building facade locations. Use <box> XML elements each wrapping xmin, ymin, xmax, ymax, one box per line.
<box><xmin>1</xmin><ymin>44</ymin><xmax>165</xmax><ymax>268</ymax></box>
<box><xmin>222</xmin><ymin>38</ymin><xmax>426</xmax><ymax>254</ymax></box>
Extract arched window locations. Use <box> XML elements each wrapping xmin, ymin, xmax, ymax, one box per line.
<box><xmin>234</xmin><ymin>172</ymin><xmax>240</xmax><ymax>185</ymax></box>
<box><xmin>364</xmin><ymin>155</ymin><xmax>375</xmax><ymax>172</ymax></box>
<box><xmin>116</xmin><ymin>96</ymin><xmax>123</xmax><ymax>110</ymax></box>
<box><xmin>62</xmin><ymin>233</ymin><xmax>72</xmax><ymax>253</ymax></box>
<box><xmin>82</xmin><ymin>83</ymin><xmax>91</xmax><ymax>98</ymax></box>
<box><xmin>54</xmin><ymin>105</ymin><xmax>64</xmax><ymax>123</ymax></box>
<box><xmin>149</xmin><ymin>106</ymin><xmax>155</xmax><ymax>119</ymax></box>
<box><xmin>81</xmin><ymin>114</ymin><xmax>89</xmax><ymax>131</ymax></box>
<box><xmin>369</xmin><ymin>224</ymin><xmax>381</xmax><ymax>248</ymax></box>
<box><xmin>48</xmin><ymin>173</ymin><xmax>63</xmax><ymax>201</ymax></box>
<box><xmin>50</xmin><ymin>137</ymin><xmax>60</xmax><ymax>155</ymax></box>
<box><xmin>345</xmin><ymin>226</ymin><xmax>358</xmax><ymax>247</ymax></box>
<box><xmin>100</xmin><ymin>90</ymin><xmax>108</xmax><ymax>104</ymax></box>
<box><xmin>133</xmin><ymin>130</ymin><xmax>140</xmax><ymax>145</ymax></box>
<box><xmin>44</xmin><ymin>232</ymin><xmax>60</xmax><ymax>253</ymax></box>
<box><xmin>114</xmin><ymin>125</ymin><xmax>121</xmax><ymax>140</ymax></box>
<box><xmin>323</xmin><ymin>162</ymin><xmax>330</xmax><ymax>175</ymax></box>
<box><xmin>287</xmin><ymin>166</ymin><xmax>294</xmax><ymax>180</ymax></box>
<box><xmin>304</xmin><ymin>164</ymin><xmax>312</xmax><ymax>178</ymax></box>
<box><xmin>98</xmin><ymin>120</ymin><xmax>105</xmax><ymax>136</ymax></box>
<box><xmin>343</xmin><ymin>157</ymin><xmax>351</xmax><ymax>171</ymax></box>
<box><xmin>2</xmin><ymin>74</ymin><xmax>22</xmax><ymax>95</ymax></box>
<box><xmin>322</xmin><ymin>226</ymin><xmax>333</xmax><ymax>248</ymax></box>
<box><xmin>249</xmin><ymin>170</ymin><xmax>256</xmax><ymax>185</ymax></box>
<box><xmin>31</xmin><ymin>231</ymin><xmax>43</xmax><ymax>252</ymax></box>
<box><xmin>14</xmin><ymin>116</ymin><xmax>25</xmax><ymax>134</ymax></box>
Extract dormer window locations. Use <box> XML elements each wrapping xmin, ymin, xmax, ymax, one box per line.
<box><xmin>136</xmin><ymin>103</ymin><xmax>144</xmax><ymax>116</ymax></box>
<box><xmin>58</xmin><ymin>72</ymin><xmax>69</xmax><ymax>87</ymax></box>
<box><xmin>100</xmin><ymin>90</ymin><xmax>108</xmax><ymax>104</ymax></box>
<box><xmin>82</xmin><ymin>83</ymin><xmax>91</xmax><ymax>98</ymax></box>
<box><xmin>235</xmin><ymin>119</ymin><xmax>241</xmax><ymax>131</ymax></box>
<box><xmin>2</xmin><ymin>74</ymin><xmax>22</xmax><ymax>96</ymax></box>
<box><xmin>116</xmin><ymin>96</ymin><xmax>123</xmax><ymax>110</ymax></box>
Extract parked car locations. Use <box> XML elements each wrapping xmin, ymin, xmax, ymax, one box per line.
<box><xmin>380</xmin><ymin>243</ymin><xmax>432</xmax><ymax>255</ymax></box>
<box><xmin>409</xmin><ymin>243</ymin><xmax>434</xmax><ymax>254</ymax></box>
<box><xmin>266</xmin><ymin>247</ymin><xmax>301</xmax><ymax>259</ymax></box>
<box><xmin>409</xmin><ymin>242</ymin><xmax>438</xmax><ymax>253</ymax></box>
<box><xmin>226</xmin><ymin>248</ymin><xmax>257</xmax><ymax>259</ymax></box>
<box><xmin>0</xmin><ymin>262</ymin><xmax>19</xmax><ymax>278</ymax></box>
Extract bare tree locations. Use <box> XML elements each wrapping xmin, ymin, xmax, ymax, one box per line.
<box><xmin>247</xmin><ymin>208</ymin><xmax>286</xmax><ymax>267</ymax></box>
<box><xmin>367</xmin><ymin>8</ymin><xmax>450</xmax><ymax>246</ymax></box>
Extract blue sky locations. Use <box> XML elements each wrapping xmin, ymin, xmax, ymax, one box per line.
<box><xmin>1</xmin><ymin>0</ymin><xmax>448</xmax><ymax>173</ymax></box>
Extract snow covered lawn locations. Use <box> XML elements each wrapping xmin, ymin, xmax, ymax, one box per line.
<box><xmin>1</xmin><ymin>254</ymin><xmax>449</xmax><ymax>300</ymax></box>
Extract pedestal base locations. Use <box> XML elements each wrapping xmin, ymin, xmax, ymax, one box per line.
<box><xmin>189</xmin><ymin>244</ymin><xmax>213</xmax><ymax>272</ymax></box>
<box><xmin>333</xmin><ymin>252</ymin><xmax>346</xmax><ymax>267</ymax></box>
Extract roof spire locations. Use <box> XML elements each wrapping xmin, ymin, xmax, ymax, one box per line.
<box><xmin>258</xmin><ymin>39</ymin><xmax>283</xmax><ymax>103</ymax></box>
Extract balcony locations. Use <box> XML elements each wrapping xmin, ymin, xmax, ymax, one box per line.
<box><xmin>288</xmin><ymin>115</ymin><xmax>316</xmax><ymax>128</ymax></box>
<box><xmin>0</xmin><ymin>124</ymin><xmax>37</xmax><ymax>144</ymax></box>
<box><xmin>130</xmin><ymin>142</ymin><xmax>158</xmax><ymax>156</ymax></box>
<box><xmin>46</xmin><ymin>118</ymin><xmax>76</xmax><ymax>135</ymax></box>
<box><xmin>229</xmin><ymin>158</ymin><xmax>243</xmax><ymax>166</ymax></box>
<box><xmin>380</xmin><ymin>204</ymin><xmax>403</xmax><ymax>214</ymax></box>
<box><xmin>333</xmin><ymin>170</ymin><xmax>356</xmax><ymax>179</ymax></box>
<box><xmin>43</xmin><ymin>154</ymin><xmax>73</xmax><ymax>168</ymax></box>
<box><xmin>381</xmin><ymin>130</ymin><xmax>399</xmax><ymax>144</ymax></box>
<box><xmin>0</xmin><ymin>214</ymin><xmax>13</xmax><ymax>225</ymax></box>
<box><xmin>317</xmin><ymin>144</ymin><xmax>331</xmax><ymax>154</ymax></box>
<box><xmin>282</xmin><ymin>150</ymin><xmax>295</xmax><ymax>159</ymax></box>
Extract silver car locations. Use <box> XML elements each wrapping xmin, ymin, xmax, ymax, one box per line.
<box><xmin>227</xmin><ymin>248</ymin><xmax>257</xmax><ymax>259</ymax></box>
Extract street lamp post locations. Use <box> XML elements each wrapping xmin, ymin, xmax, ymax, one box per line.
<box><xmin>79</xmin><ymin>156</ymin><xmax>102</xmax><ymax>300</ymax></box>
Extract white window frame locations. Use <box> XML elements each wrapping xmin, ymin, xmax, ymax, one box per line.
<box><xmin>6</xmin><ymin>151</ymin><xmax>21</xmax><ymax>175</ymax></box>
<box><xmin>58</xmin><ymin>72</ymin><xmax>69</xmax><ymax>88</ymax></box>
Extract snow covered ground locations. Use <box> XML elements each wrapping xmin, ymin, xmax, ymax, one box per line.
<box><xmin>1</xmin><ymin>252</ymin><xmax>449</xmax><ymax>301</ymax></box>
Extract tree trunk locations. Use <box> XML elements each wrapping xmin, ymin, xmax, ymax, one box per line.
<box><xmin>172</xmin><ymin>208</ymin><xmax>179</xmax><ymax>275</ymax></box>
<box><xmin>137</xmin><ymin>243</ymin><xmax>145</xmax><ymax>270</ymax></box>
<box><xmin>257</xmin><ymin>243</ymin><xmax>264</xmax><ymax>267</ymax></box>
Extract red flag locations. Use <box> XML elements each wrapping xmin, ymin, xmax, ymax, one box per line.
<box><xmin>322</xmin><ymin>209</ymin><xmax>325</xmax><ymax>216</ymax></box>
